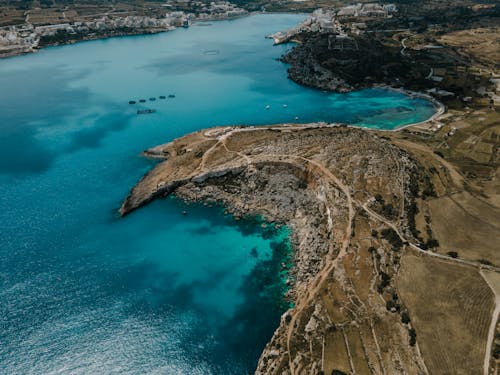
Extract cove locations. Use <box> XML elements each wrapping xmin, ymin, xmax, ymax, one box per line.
<box><xmin>0</xmin><ymin>13</ymin><xmax>436</xmax><ymax>374</ymax></box>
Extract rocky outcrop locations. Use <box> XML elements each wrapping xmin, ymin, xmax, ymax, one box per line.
<box><xmin>280</xmin><ymin>31</ymin><xmax>424</xmax><ymax>93</ymax></box>
<box><xmin>280</xmin><ymin>39</ymin><xmax>353</xmax><ymax>92</ymax></box>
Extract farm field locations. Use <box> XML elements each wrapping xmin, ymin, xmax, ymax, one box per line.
<box><xmin>398</xmin><ymin>250</ymin><xmax>494</xmax><ymax>375</ymax></box>
<box><xmin>428</xmin><ymin>193</ymin><xmax>500</xmax><ymax>265</ymax></box>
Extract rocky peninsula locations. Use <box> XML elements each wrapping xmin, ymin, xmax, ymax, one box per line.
<box><xmin>120</xmin><ymin>121</ymin><xmax>500</xmax><ymax>374</ymax></box>
<box><xmin>120</xmin><ymin>124</ymin><xmax>422</xmax><ymax>373</ymax></box>
<box><xmin>272</xmin><ymin>3</ymin><xmax>499</xmax><ymax>110</ymax></box>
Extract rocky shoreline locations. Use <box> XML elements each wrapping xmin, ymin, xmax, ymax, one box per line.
<box><xmin>120</xmin><ymin>124</ymin><xmax>436</xmax><ymax>374</ymax></box>
<box><xmin>279</xmin><ymin>33</ymin><xmax>421</xmax><ymax>94</ymax></box>
<box><xmin>278</xmin><ymin>40</ymin><xmax>447</xmax><ymax>127</ymax></box>
<box><xmin>271</xmin><ymin>6</ymin><xmax>499</xmax><ymax>113</ymax></box>
<box><xmin>280</xmin><ymin>42</ymin><xmax>354</xmax><ymax>93</ymax></box>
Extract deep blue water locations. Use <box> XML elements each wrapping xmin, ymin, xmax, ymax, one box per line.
<box><xmin>0</xmin><ymin>14</ymin><xmax>436</xmax><ymax>374</ymax></box>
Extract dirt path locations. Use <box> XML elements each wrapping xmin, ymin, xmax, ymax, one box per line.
<box><xmin>480</xmin><ymin>270</ymin><xmax>500</xmax><ymax>375</ymax></box>
<box><xmin>218</xmin><ymin>141</ymin><xmax>357</xmax><ymax>374</ymax></box>
<box><xmin>361</xmin><ymin>202</ymin><xmax>500</xmax><ymax>273</ymax></box>
<box><xmin>219</xmin><ymin>131</ymin><xmax>357</xmax><ymax>374</ymax></box>
<box><xmin>284</xmin><ymin>157</ymin><xmax>355</xmax><ymax>375</ymax></box>
<box><xmin>220</xmin><ymin>151</ymin><xmax>358</xmax><ymax>375</ymax></box>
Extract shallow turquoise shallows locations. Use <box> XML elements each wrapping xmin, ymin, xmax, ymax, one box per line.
<box><xmin>0</xmin><ymin>13</ymin><xmax>436</xmax><ymax>374</ymax></box>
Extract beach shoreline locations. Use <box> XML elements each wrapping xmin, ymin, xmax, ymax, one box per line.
<box><xmin>373</xmin><ymin>84</ymin><xmax>447</xmax><ymax>131</ymax></box>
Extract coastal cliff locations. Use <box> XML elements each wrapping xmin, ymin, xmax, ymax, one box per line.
<box><xmin>280</xmin><ymin>33</ymin><xmax>429</xmax><ymax>94</ymax></box>
<box><xmin>121</xmin><ymin>124</ymin><xmax>446</xmax><ymax>374</ymax></box>
<box><xmin>121</xmin><ymin>121</ymin><xmax>500</xmax><ymax>374</ymax></box>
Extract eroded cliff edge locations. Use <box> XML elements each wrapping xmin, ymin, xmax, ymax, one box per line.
<box><xmin>120</xmin><ymin>124</ymin><xmax>498</xmax><ymax>375</ymax></box>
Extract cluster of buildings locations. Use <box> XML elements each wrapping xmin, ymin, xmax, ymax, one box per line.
<box><xmin>307</xmin><ymin>9</ymin><xmax>339</xmax><ymax>33</ymax></box>
<box><xmin>337</xmin><ymin>3</ymin><xmax>397</xmax><ymax>18</ymax></box>
<box><xmin>268</xmin><ymin>9</ymin><xmax>342</xmax><ymax>44</ymax></box>
<box><xmin>0</xmin><ymin>26</ymin><xmax>39</xmax><ymax>56</ymax></box>
<box><xmin>268</xmin><ymin>3</ymin><xmax>397</xmax><ymax>45</ymax></box>
<box><xmin>0</xmin><ymin>14</ymin><xmax>186</xmax><ymax>56</ymax></box>
<box><xmin>160</xmin><ymin>1</ymin><xmax>246</xmax><ymax>19</ymax></box>
<box><xmin>193</xmin><ymin>1</ymin><xmax>247</xmax><ymax>19</ymax></box>
<box><xmin>0</xmin><ymin>2</ymin><xmax>246</xmax><ymax>57</ymax></box>
<box><xmin>36</xmin><ymin>14</ymin><xmax>187</xmax><ymax>35</ymax></box>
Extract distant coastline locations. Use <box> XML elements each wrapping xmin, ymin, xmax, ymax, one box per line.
<box><xmin>0</xmin><ymin>3</ymin><xmax>248</xmax><ymax>59</ymax></box>
<box><xmin>1</xmin><ymin>9</ymin><xmax>445</xmax><ymax>131</ymax></box>
<box><xmin>0</xmin><ymin>10</ymin><xmax>310</xmax><ymax>59</ymax></box>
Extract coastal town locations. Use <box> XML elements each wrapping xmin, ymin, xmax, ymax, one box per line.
<box><xmin>0</xmin><ymin>1</ymin><xmax>246</xmax><ymax>57</ymax></box>
<box><xmin>268</xmin><ymin>3</ymin><xmax>398</xmax><ymax>44</ymax></box>
<box><xmin>270</xmin><ymin>2</ymin><xmax>499</xmax><ymax>116</ymax></box>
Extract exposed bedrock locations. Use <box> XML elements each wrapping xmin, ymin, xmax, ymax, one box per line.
<box><xmin>121</xmin><ymin>124</ymin><xmax>438</xmax><ymax>374</ymax></box>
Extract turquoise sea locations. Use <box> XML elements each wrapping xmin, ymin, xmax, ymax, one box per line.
<box><xmin>0</xmin><ymin>14</ymin><xmax>436</xmax><ymax>374</ymax></box>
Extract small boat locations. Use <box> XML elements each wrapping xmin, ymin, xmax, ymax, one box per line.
<box><xmin>159</xmin><ymin>95</ymin><xmax>166</xmax><ymax>99</ymax></box>
<box><xmin>265</xmin><ymin>105</ymin><xmax>270</xmax><ymax>110</ymax></box>
<box><xmin>128</xmin><ymin>100</ymin><xmax>136</xmax><ymax>105</ymax></box>
<box><xmin>168</xmin><ymin>94</ymin><xmax>176</xmax><ymax>98</ymax></box>
<box><xmin>294</xmin><ymin>116</ymin><xmax>299</xmax><ymax>120</ymax></box>
<box><xmin>203</xmin><ymin>49</ymin><xmax>220</xmax><ymax>55</ymax></box>
<box><xmin>139</xmin><ymin>99</ymin><xmax>146</xmax><ymax>103</ymax></box>
<box><xmin>149</xmin><ymin>97</ymin><xmax>156</xmax><ymax>101</ymax></box>
<box><xmin>283</xmin><ymin>104</ymin><xmax>287</xmax><ymax>108</ymax></box>
<box><xmin>137</xmin><ymin>109</ymin><xmax>156</xmax><ymax>115</ymax></box>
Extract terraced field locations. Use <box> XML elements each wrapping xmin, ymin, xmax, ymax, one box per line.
<box><xmin>398</xmin><ymin>251</ymin><xmax>494</xmax><ymax>375</ymax></box>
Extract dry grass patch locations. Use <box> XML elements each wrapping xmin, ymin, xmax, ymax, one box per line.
<box><xmin>358</xmin><ymin>323</ymin><xmax>385</xmax><ymax>374</ymax></box>
<box><xmin>438</xmin><ymin>28</ymin><xmax>500</xmax><ymax>68</ymax></box>
<box><xmin>345</xmin><ymin>326</ymin><xmax>372</xmax><ymax>375</ymax></box>
<box><xmin>428</xmin><ymin>192</ymin><xmax>500</xmax><ymax>265</ymax></box>
<box><xmin>477</xmin><ymin>166</ymin><xmax>500</xmax><ymax>208</ymax></box>
<box><xmin>342</xmin><ymin>249</ymin><xmax>374</xmax><ymax>303</ymax></box>
<box><xmin>398</xmin><ymin>251</ymin><xmax>494</xmax><ymax>375</ymax></box>
<box><xmin>452</xmin><ymin>192</ymin><xmax>500</xmax><ymax>228</ymax></box>
<box><xmin>414</xmin><ymin>199</ymin><xmax>430</xmax><ymax>243</ymax></box>
<box><xmin>323</xmin><ymin>329</ymin><xmax>351</xmax><ymax>374</ymax></box>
